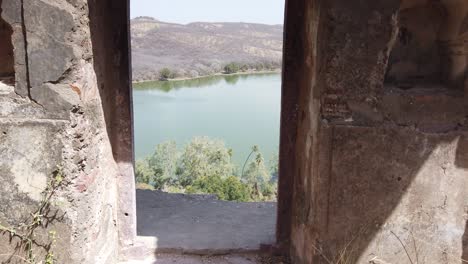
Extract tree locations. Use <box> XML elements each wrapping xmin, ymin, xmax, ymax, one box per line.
<box><xmin>243</xmin><ymin>152</ymin><xmax>271</xmax><ymax>200</ymax></box>
<box><xmin>147</xmin><ymin>141</ymin><xmax>178</xmax><ymax>189</ymax></box>
<box><xmin>178</xmin><ymin>137</ymin><xmax>234</xmax><ymax>186</ymax></box>
<box><xmin>159</xmin><ymin>68</ymin><xmax>172</xmax><ymax>80</ymax></box>
<box><xmin>261</xmin><ymin>181</ymin><xmax>277</xmax><ymax>201</ymax></box>
<box><xmin>135</xmin><ymin>159</ymin><xmax>153</xmax><ymax>185</ymax></box>
<box><xmin>268</xmin><ymin>152</ymin><xmax>279</xmax><ymax>182</ymax></box>
<box><xmin>240</xmin><ymin>64</ymin><xmax>249</xmax><ymax>72</ymax></box>
<box><xmin>223</xmin><ymin>176</ymin><xmax>251</xmax><ymax>202</ymax></box>
<box><xmin>254</xmin><ymin>63</ymin><xmax>264</xmax><ymax>71</ymax></box>
<box><xmin>223</xmin><ymin>63</ymin><xmax>240</xmax><ymax>74</ymax></box>
<box><xmin>241</xmin><ymin>145</ymin><xmax>259</xmax><ymax>179</ymax></box>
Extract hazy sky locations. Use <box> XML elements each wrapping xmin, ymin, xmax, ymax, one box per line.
<box><xmin>130</xmin><ymin>0</ymin><xmax>285</xmax><ymax>25</ymax></box>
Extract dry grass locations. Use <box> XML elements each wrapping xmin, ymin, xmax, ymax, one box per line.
<box><xmin>308</xmin><ymin>228</ymin><xmax>468</xmax><ymax>264</ymax></box>
<box><xmin>310</xmin><ymin>235</ymin><xmax>360</xmax><ymax>264</ymax></box>
<box><xmin>136</xmin><ymin>182</ymin><xmax>155</xmax><ymax>190</ymax></box>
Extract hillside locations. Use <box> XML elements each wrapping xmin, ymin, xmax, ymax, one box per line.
<box><xmin>131</xmin><ymin>17</ymin><xmax>284</xmax><ymax>82</ymax></box>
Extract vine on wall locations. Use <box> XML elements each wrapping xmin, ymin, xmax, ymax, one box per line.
<box><xmin>0</xmin><ymin>167</ymin><xmax>67</xmax><ymax>264</ymax></box>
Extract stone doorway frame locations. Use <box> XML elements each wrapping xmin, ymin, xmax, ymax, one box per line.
<box><xmin>98</xmin><ymin>0</ymin><xmax>315</xmax><ymax>253</ymax></box>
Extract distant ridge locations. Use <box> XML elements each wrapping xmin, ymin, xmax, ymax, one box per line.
<box><xmin>131</xmin><ymin>17</ymin><xmax>283</xmax><ymax>82</ymax></box>
<box><xmin>133</xmin><ymin>16</ymin><xmax>159</xmax><ymax>21</ymax></box>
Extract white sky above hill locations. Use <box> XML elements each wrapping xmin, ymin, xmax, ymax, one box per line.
<box><xmin>131</xmin><ymin>0</ymin><xmax>285</xmax><ymax>25</ymax></box>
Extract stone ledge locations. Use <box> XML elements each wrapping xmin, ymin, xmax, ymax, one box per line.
<box><xmin>134</xmin><ymin>190</ymin><xmax>276</xmax><ymax>256</ymax></box>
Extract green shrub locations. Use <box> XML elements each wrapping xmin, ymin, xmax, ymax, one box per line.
<box><xmin>178</xmin><ymin>137</ymin><xmax>234</xmax><ymax>187</ymax></box>
<box><xmin>223</xmin><ymin>176</ymin><xmax>251</xmax><ymax>202</ymax></box>
<box><xmin>135</xmin><ymin>137</ymin><xmax>278</xmax><ymax>202</ymax></box>
<box><xmin>254</xmin><ymin>63</ymin><xmax>264</xmax><ymax>71</ymax></box>
<box><xmin>148</xmin><ymin>141</ymin><xmax>178</xmax><ymax>189</ymax></box>
<box><xmin>187</xmin><ymin>175</ymin><xmax>225</xmax><ymax>198</ymax></box>
<box><xmin>135</xmin><ymin>159</ymin><xmax>153</xmax><ymax>185</ymax></box>
<box><xmin>261</xmin><ymin>182</ymin><xmax>277</xmax><ymax>201</ymax></box>
<box><xmin>223</xmin><ymin>63</ymin><xmax>240</xmax><ymax>74</ymax></box>
<box><xmin>135</xmin><ymin>141</ymin><xmax>178</xmax><ymax>190</ymax></box>
<box><xmin>187</xmin><ymin>175</ymin><xmax>251</xmax><ymax>202</ymax></box>
<box><xmin>159</xmin><ymin>68</ymin><xmax>173</xmax><ymax>79</ymax></box>
<box><xmin>240</xmin><ymin>64</ymin><xmax>249</xmax><ymax>72</ymax></box>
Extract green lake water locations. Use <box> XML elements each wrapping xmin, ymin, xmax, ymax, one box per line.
<box><xmin>133</xmin><ymin>73</ymin><xmax>281</xmax><ymax>166</ymax></box>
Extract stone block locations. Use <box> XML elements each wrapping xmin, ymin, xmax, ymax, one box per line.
<box><xmin>24</xmin><ymin>0</ymin><xmax>74</xmax><ymax>87</ymax></box>
<box><xmin>382</xmin><ymin>85</ymin><xmax>465</xmax><ymax>132</ymax></box>
<box><xmin>30</xmin><ymin>83</ymin><xmax>80</xmax><ymax>119</ymax></box>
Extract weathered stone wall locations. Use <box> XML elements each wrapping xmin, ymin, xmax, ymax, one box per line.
<box><xmin>2</xmin><ymin>0</ymin><xmax>467</xmax><ymax>263</ymax></box>
<box><xmin>88</xmin><ymin>0</ymin><xmax>136</xmax><ymax>250</ymax></box>
<box><xmin>0</xmin><ymin>0</ymin><xmax>126</xmax><ymax>263</ymax></box>
<box><xmin>284</xmin><ymin>0</ymin><xmax>468</xmax><ymax>263</ymax></box>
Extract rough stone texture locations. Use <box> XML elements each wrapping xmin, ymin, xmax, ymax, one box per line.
<box><xmin>2</xmin><ymin>0</ymin><xmax>467</xmax><ymax>263</ymax></box>
<box><xmin>135</xmin><ymin>190</ymin><xmax>276</xmax><ymax>254</ymax></box>
<box><xmin>88</xmin><ymin>0</ymin><xmax>136</xmax><ymax>250</ymax></box>
<box><xmin>0</xmin><ymin>0</ymin><xmax>123</xmax><ymax>263</ymax></box>
<box><xmin>0</xmin><ymin>121</ymin><xmax>63</xmax><ymax>204</ymax></box>
<box><xmin>30</xmin><ymin>83</ymin><xmax>80</xmax><ymax>119</ymax></box>
<box><xmin>311</xmin><ymin>127</ymin><xmax>468</xmax><ymax>263</ymax></box>
<box><xmin>381</xmin><ymin>85</ymin><xmax>465</xmax><ymax>132</ymax></box>
<box><xmin>24</xmin><ymin>0</ymin><xmax>75</xmax><ymax>88</ymax></box>
<box><xmin>0</xmin><ymin>120</ymin><xmax>74</xmax><ymax>264</ymax></box>
<box><xmin>284</xmin><ymin>0</ymin><xmax>468</xmax><ymax>263</ymax></box>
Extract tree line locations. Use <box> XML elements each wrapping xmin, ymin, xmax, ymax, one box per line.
<box><xmin>156</xmin><ymin>61</ymin><xmax>281</xmax><ymax>81</ymax></box>
<box><xmin>135</xmin><ymin>137</ymin><xmax>278</xmax><ymax>202</ymax></box>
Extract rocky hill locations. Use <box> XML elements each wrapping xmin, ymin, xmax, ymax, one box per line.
<box><xmin>131</xmin><ymin>17</ymin><xmax>283</xmax><ymax>81</ymax></box>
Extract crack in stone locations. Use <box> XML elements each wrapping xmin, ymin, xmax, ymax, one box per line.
<box><xmin>19</xmin><ymin>0</ymin><xmax>31</xmax><ymax>100</ymax></box>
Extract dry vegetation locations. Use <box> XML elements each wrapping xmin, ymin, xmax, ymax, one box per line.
<box><xmin>131</xmin><ymin>17</ymin><xmax>283</xmax><ymax>82</ymax></box>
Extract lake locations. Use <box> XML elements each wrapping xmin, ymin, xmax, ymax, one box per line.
<box><xmin>133</xmin><ymin>73</ymin><xmax>281</xmax><ymax>167</ymax></box>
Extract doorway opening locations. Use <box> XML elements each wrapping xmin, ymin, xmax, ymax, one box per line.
<box><xmin>0</xmin><ymin>3</ymin><xmax>14</xmax><ymax>89</ymax></box>
<box><xmin>130</xmin><ymin>0</ymin><xmax>285</xmax><ymax>254</ymax></box>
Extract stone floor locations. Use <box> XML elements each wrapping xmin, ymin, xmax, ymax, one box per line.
<box><xmin>135</xmin><ymin>190</ymin><xmax>277</xmax><ymax>254</ymax></box>
<box><xmin>0</xmin><ymin>77</ymin><xmax>14</xmax><ymax>95</ymax></box>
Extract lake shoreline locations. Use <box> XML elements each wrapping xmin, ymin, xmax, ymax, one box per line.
<box><xmin>132</xmin><ymin>69</ymin><xmax>281</xmax><ymax>85</ymax></box>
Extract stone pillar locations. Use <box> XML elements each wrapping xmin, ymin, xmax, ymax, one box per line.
<box><xmin>438</xmin><ymin>0</ymin><xmax>468</xmax><ymax>89</ymax></box>
<box><xmin>288</xmin><ymin>0</ymin><xmax>468</xmax><ymax>263</ymax></box>
<box><xmin>88</xmin><ymin>0</ymin><xmax>137</xmax><ymax>250</ymax></box>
